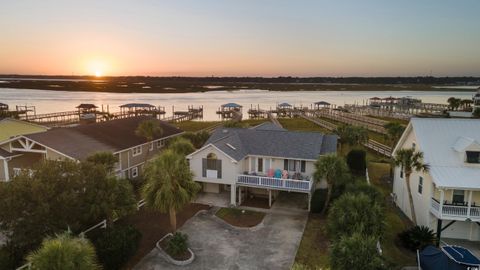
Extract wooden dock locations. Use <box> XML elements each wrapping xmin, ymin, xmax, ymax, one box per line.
<box><xmin>297</xmin><ymin>113</ymin><xmax>392</xmax><ymax>157</ymax></box>
<box><xmin>310</xmin><ymin>109</ymin><xmax>387</xmax><ymax>134</ymax></box>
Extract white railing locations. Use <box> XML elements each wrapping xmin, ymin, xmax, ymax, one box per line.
<box><xmin>430</xmin><ymin>198</ymin><xmax>480</xmax><ymax>219</ymax></box>
<box><xmin>236</xmin><ymin>174</ymin><xmax>311</xmax><ymax>192</ymax></box>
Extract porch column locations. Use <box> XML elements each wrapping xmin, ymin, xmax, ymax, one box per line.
<box><xmin>268</xmin><ymin>189</ymin><xmax>272</xmax><ymax>207</ymax></box>
<box><xmin>436</xmin><ymin>218</ymin><xmax>442</xmax><ymax>247</ymax></box>
<box><xmin>439</xmin><ymin>189</ymin><xmax>445</xmax><ymax>218</ymax></box>
<box><xmin>3</xmin><ymin>159</ymin><xmax>9</xmax><ymax>181</ymax></box>
<box><xmin>467</xmin><ymin>190</ymin><xmax>473</xmax><ymax>218</ymax></box>
<box><xmin>231</xmin><ymin>184</ymin><xmax>237</xmax><ymax>206</ymax></box>
<box><xmin>238</xmin><ymin>186</ymin><xmax>242</xmax><ymax>205</ymax></box>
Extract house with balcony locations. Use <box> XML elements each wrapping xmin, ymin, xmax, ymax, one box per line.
<box><xmin>0</xmin><ymin>116</ymin><xmax>182</xmax><ymax>181</ymax></box>
<box><xmin>392</xmin><ymin>118</ymin><xmax>480</xmax><ymax>241</ymax></box>
<box><xmin>186</xmin><ymin>122</ymin><xmax>337</xmax><ymax>210</ymax></box>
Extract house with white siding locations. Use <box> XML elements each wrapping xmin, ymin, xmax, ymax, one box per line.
<box><xmin>392</xmin><ymin>118</ymin><xmax>480</xmax><ymax>241</ymax></box>
<box><xmin>186</xmin><ymin>123</ymin><xmax>337</xmax><ymax>210</ymax></box>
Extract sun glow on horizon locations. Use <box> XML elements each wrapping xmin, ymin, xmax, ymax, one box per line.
<box><xmin>86</xmin><ymin>59</ymin><xmax>108</xmax><ymax>77</ymax></box>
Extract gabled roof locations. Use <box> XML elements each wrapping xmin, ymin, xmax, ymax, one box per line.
<box><xmin>24</xmin><ymin>116</ymin><xmax>182</xmax><ymax>160</ymax></box>
<box><xmin>314</xmin><ymin>101</ymin><xmax>331</xmax><ymax>105</ymax></box>
<box><xmin>278</xmin><ymin>102</ymin><xmax>292</xmax><ymax>107</ymax></box>
<box><xmin>76</xmin><ymin>103</ymin><xmax>97</xmax><ymax>109</ymax></box>
<box><xmin>201</xmin><ymin>127</ymin><xmax>337</xmax><ymax>161</ymax></box>
<box><xmin>400</xmin><ymin>118</ymin><xmax>480</xmax><ymax>189</ymax></box>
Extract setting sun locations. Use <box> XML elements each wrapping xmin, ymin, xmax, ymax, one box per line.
<box><xmin>94</xmin><ymin>69</ymin><xmax>102</xmax><ymax>77</ymax></box>
<box><xmin>86</xmin><ymin>60</ymin><xmax>107</xmax><ymax>77</ymax></box>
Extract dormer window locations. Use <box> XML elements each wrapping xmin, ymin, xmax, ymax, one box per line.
<box><xmin>466</xmin><ymin>151</ymin><xmax>480</xmax><ymax>164</ymax></box>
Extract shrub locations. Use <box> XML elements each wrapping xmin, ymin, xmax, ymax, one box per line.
<box><xmin>92</xmin><ymin>225</ymin><xmax>142</xmax><ymax>270</ymax></box>
<box><xmin>346</xmin><ymin>149</ymin><xmax>367</xmax><ymax>176</ymax></box>
<box><xmin>327</xmin><ymin>193</ymin><xmax>385</xmax><ymax>240</ymax></box>
<box><xmin>0</xmin><ymin>247</ymin><xmax>15</xmax><ymax>270</ymax></box>
<box><xmin>166</xmin><ymin>232</ymin><xmax>188</xmax><ymax>257</ymax></box>
<box><xmin>310</xmin><ymin>189</ymin><xmax>328</xmax><ymax>213</ymax></box>
<box><xmin>181</xmin><ymin>131</ymin><xmax>210</xmax><ymax>149</ymax></box>
<box><xmin>330</xmin><ymin>232</ymin><xmax>385</xmax><ymax>270</ymax></box>
<box><xmin>398</xmin><ymin>225</ymin><xmax>436</xmax><ymax>251</ymax></box>
<box><xmin>345</xmin><ymin>181</ymin><xmax>384</xmax><ymax>206</ymax></box>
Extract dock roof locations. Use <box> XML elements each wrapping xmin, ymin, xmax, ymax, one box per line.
<box><xmin>120</xmin><ymin>103</ymin><xmax>156</xmax><ymax>108</ymax></box>
<box><xmin>314</xmin><ymin>101</ymin><xmax>331</xmax><ymax>105</ymax></box>
<box><xmin>221</xmin><ymin>103</ymin><xmax>242</xmax><ymax>108</ymax></box>
<box><xmin>278</xmin><ymin>102</ymin><xmax>292</xmax><ymax>107</ymax></box>
<box><xmin>25</xmin><ymin>116</ymin><xmax>182</xmax><ymax>160</ymax></box>
<box><xmin>76</xmin><ymin>104</ymin><xmax>98</xmax><ymax>109</ymax></box>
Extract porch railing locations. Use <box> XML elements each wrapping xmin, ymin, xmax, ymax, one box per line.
<box><xmin>430</xmin><ymin>198</ymin><xmax>480</xmax><ymax>219</ymax></box>
<box><xmin>237</xmin><ymin>174</ymin><xmax>311</xmax><ymax>192</ymax></box>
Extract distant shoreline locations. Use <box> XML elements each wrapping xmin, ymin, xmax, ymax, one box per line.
<box><xmin>0</xmin><ymin>75</ymin><xmax>478</xmax><ymax>94</ymax></box>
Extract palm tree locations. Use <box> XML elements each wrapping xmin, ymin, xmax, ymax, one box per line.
<box><xmin>314</xmin><ymin>154</ymin><xmax>349</xmax><ymax>215</ymax></box>
<box><xmin>383</xmin><ymin>122</ymin><xmax>405</xmax><ymax>147</ymax></box>
<box><xmin>394</xmin><ymin>148</ymin><xmax>429</xmax><ymax>225</ymax></box>
<box><xmin>335</xmin><ymin>125</ymin><xmax>369</xmax><ymax>148</ymax></box>
<box><xmin>135</xmin><ymin>119</ymin><xmax>163</xmax><ymax>165</ymax></box>
<box><xmin>169</xmin><ymin>137</ymin><xmax>196</xmax><ymax>156</ymax></box>
<box><xmin>142</xmin><ymin>149</ymin><xmax>200</xmax><ymax>231</ymax></box>
<box><xmin>27</xmin><ymin>233</ymin><xmax>100</xmax><ymax>270</ymax></box>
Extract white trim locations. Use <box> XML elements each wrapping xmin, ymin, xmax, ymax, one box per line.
<box><xmin>2</xmin><ymin>135</ymin><xmax>77</xmax><ymax>160</ymax></box>
<box><xmin>392</xmin><ymin>121</ymin><xmax>413</xmax><ymax>155</ymax></box>
<box><xmin>187</xmin><ymin>143</ymin><xmax>238</xmax><ymax>163</ymax></box>
<box><xmin>132</xmin><ymin>146</ymin><xmax>142</xmax><ymax>157</ymax></box>
<box><xmin>3</xmin><ymin>159</ymin><xmax>9</xmax><ymax>181</ymax></box>
<box><xmin>131</xmin><ymin>166</ymin><xmax>139</xmax><ymax>178</ymax></box>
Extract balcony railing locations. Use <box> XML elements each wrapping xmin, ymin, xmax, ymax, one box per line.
<box><xmin>430</xmin><ymin>198</ymin><xmax>480</xmax><ymax>220</ymax></box>
<box><xmin>236</xmin><ymin>174</ymin><xmax>312</xmax><ymax>192</ymax></box>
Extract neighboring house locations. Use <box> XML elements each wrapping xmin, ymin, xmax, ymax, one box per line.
<box><xmin>0</xmin><ymin>118</ymin><xmax>48</xmax><ymax>142</ymax></box>
<box><xmin>0</xmin><ymin>118</ymin><xmax>49</xmax><ymax>181</ymax></box>
<box><xmin>187</xmin><ymin>122</ymin><xmax>337</xmax><ymax>210</ymax></box>
<box><xmin>392</xmin><ymin>118</ymin><xmax>480</xmax><ymax>241</ymax></box>
<box><xmin>0</xmin><ymin>116</ymin><xmax>182</xmax><ymax>181</ymax></box>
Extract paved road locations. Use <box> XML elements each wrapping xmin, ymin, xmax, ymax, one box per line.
<box><xmin>134</xmin><ymin>208</ymin><xmax>307</xmax><ymax>270</ymax></box>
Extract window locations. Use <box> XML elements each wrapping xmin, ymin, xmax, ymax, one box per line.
<box><xmin>157</xmin><ymin>139</ymin><xmax>165</xmax><ymax>149</ymax></box>
<box><xmin>301</xmin><ymin>161</ymin><xmax>306</xmax><ymax>173</ymax></box>
<box><xmin>466</xmin><ymin>151</ymin><xmax>480</xmax><ymax>164</ymax></box>
<box><xmin>257</xmin><ymin>158</ymin><xmax>263</xmax><ymax>173</ymax></box>
<box><xmin>13</xmin><ymin>168</ymin><xmax>21</xmax><ymax>177</ymax></box>
<box><xmin>131</xmin><ymin>167</ymin><xmax>139</xmax><ymax>178</ymax></box>
<box><xmin>417</xmin><ymin>176</ymin><xmax>423</xmax><ymax>194</ymax></box>
<box><xmin>132</xmin><ymin>146</ymin><xmax>142</xmax><ymax>156</ymax></box>
<box><xmin>284</xmin><ymin>159</ymin><xmax>306</xmax><ymax>172</ymax></box>
<box><xmin>452</xmin><ymin>190</ymin><xmax>465</xmax><ymax>204</ymax></box>
<box><xmin>203</xmin><ymin>153</ymin><xmax>221</xmax><ymax>178</ymax></box>
<box><xmin>149</xmin><ymin>142</ymin><xmax>154</xmax><ymax>151</ymax></box>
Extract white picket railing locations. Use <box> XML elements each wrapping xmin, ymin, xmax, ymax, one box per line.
<box><xmin>431</xmin><ymin>198</ymin><xmax>480</xmax><ymax>219</ymax></box>
<box><xmin>236</xmin><ymin>174</ymin><xmax>311</xmax><ymax>192</ymax></box>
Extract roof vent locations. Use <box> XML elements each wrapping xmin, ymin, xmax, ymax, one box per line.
<box><xmin>226</xmin><ymin>143</ymin><xmax>236</xmax><ymax>150</ymax></box>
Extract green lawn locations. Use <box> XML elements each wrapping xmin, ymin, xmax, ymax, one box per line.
<box><xmin>368</xmin><ymin>162</ymin><xmax>416</xmax><ymax>269</ymax></box>
<box><xmin>174</xmin><ymin>121</ymin><xmax>221</xmax><ymax>132</ymax></box>
<box><xmin>367</xmin><ymin>115</ymin><xmax>409</xmax><ymax>126</ymax></box>
<box><xmin>294</xmin><ymin>214</ymin><xmax>330</xmax><ymax>270</ymax></box>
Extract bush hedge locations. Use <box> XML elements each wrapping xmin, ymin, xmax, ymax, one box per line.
<box><xmin>398</xmin><ymin>225</ymin><xmax>436</xmax><ymax>251</ymax></box>
<box><xmin>310</xmin><ymin>189</ymin><xmax>328</xmax><ymax>213</ymax></box>
<box><xmin>346</xmin><ymin>149</ymin><xmax>367</xmax><ymax>176</ymax></box>
<box><xmin>91</xmin><ymin>225</ymin><xmax>142</xmax><ymax>270</ymax></box>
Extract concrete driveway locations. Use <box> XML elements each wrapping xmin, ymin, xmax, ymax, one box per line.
<box><xmin>133</xmin><ymin>207</ymin><xmax>307</xmax><ymax>270</ymax></box>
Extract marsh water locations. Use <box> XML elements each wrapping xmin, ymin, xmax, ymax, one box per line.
<box><xmin>0</xmin><ymin>87</ymin><xmax>477</xmax><ymax>120</ymax></box>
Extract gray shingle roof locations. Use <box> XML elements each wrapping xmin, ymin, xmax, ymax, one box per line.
<box><xmin>205</xmin><ymin>127</ymin><xmax>337</xmax><ymax>161</ymax></box>
<box><xmin>25</xmin><ymin>116</ymin><xmax>182</xmax><ymax>160</ymax></box>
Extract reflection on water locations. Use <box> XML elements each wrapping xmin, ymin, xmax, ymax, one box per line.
<box><xmin>0</xmin><ymin>88</ymin><xmax>475</xmax><ymax>121</ymax></box>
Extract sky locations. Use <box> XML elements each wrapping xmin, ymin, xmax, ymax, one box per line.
<box><xmin>0</xmin><ymin>0</ymin><xmax>479</xmax><ymax>77</ymax></box>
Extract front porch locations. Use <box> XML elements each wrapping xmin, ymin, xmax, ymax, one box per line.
<box><xmin>431</xmin><ymin>198</ymin><xmax>480</xmax><ymax>221</ymax></box>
